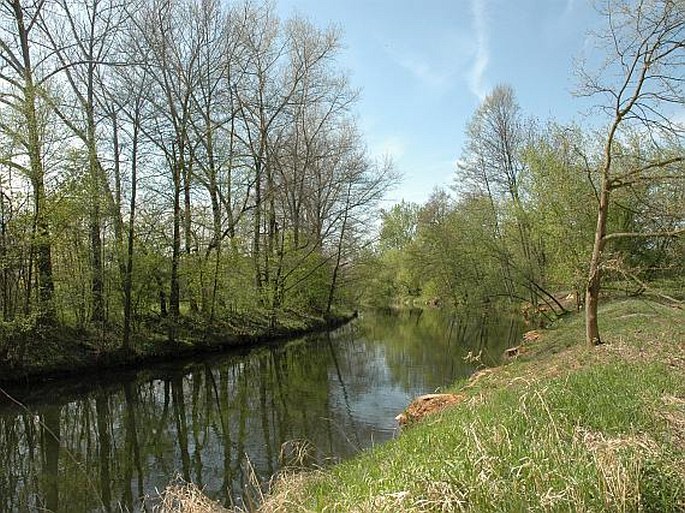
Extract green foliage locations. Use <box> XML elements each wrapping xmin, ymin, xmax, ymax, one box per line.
<box><xmin>379</xmin><ymin>200</ymin><xmax>419</xmax><ymax>252</ymax></box>
<box><xmin>353</xmin><ymin>248</ymin><xmax>399</xmax><ymax>307</ymax></box>
<box><xmin>522</xmin><ymin>123</ymin><xmax>595</xmax><ymax>295</ymax></box>
<box><xmin>0</xmin><ymin>314</ymin><xmax>44</xmax><ymax>366</ymax></box>
<box><xmin>0</xmin><ymin>0</ymin><xmax>393</xmax><ymax>361</ymax></box>
<box><xmin>640</xmin><ymin>459</ymin><xmax>685</xmax><ymax>513</ymax></box>
<box><xmin>369</xmin><ymin>114</ymin><xmax>684</xmax><ymax>312</ymax></box>
<box><xmin>279</xmin><ymin>242</ymin><xmax>332</xmax><ymax>315</ymax></box>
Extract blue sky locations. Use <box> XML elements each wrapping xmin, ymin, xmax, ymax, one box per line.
<box><xmin>277</xmin><ymin>0</ymin><xmax>604</xmax><ymax>205</ymax></box>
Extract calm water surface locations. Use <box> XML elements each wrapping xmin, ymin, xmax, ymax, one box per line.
<box><xmin>0</xmin><ymin>308</ymin><xmax>523</xmax><ymax>512</ymax></box>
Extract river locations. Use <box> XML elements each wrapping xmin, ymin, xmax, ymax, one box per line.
<box><xmin>0</xmin><ymin>307</ymin><xmax>523</xmax><ymax>512</ymax></box>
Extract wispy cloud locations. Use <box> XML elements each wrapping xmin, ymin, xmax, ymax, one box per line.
<box><xmin>468</xmin><ymin>0</ymin><xmax>489</xmax><ymax>101</ymax></box>
<box><xmin>564</xmin><ymin>0</ymin><xmax>576</xmax><ymax>16</ymax></box>
<box><xmin>390</xmin><ymin>51</ymin><xmax>450</xmax><ymax>89</ymax></box>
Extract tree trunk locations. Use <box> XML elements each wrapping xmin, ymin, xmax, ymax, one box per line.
<box><xmin>585</xmin><ymin>201</ymin><xmax>608</xmax><ymax>346</ymax></box>
<box><xmin>253</xmin><ymin>159</ymin><xmax>263</xmax><ymax>293</ymax></box>
<box><xmin>207</xmin><ymin>176</ymin><xmax>222</xmax><ymax>321</ymax></box>
<box><xmin>169</xmin><ymin>155</ymin><xmax>182</xmax><ymax>341</ymax></box>
<box><xmin>122</xmin><ymin>117</ymin><xmax>139</xmax><ymax>350</ymax></box>
<box><xmin>183</xmin><ymin>157</ymin><xmax>198</xmax><ymax>314</ymax></box>
<box><xmin>31</xmin><ymin>176</ymin><xmax>54</xmax><ymax>310</ymax></box>
<box><xmin>86</xmin><ymin>57</ymin><xmax>105</xmax><ymax>324</ymax></box>
<box><xmin>327</xmin><ymin>185</ymin><xmax>352</xmax><ymax>316</ymax></box>
<box><xmin>585</xmin><ymin>136</ymin><xmax>613</xmax><ymax>346</ymax></box>
<box><xmin>89</xmin><ymin>206</ymin><xmax>104</xmax><ymax>323</ymax></box>
<box><xmin>14</xmin><ymin>0</ymin><xmax>54</xmax><ymax>314</ymax></box>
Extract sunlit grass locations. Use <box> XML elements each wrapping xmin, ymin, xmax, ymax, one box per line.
<box><xmin>248</xmin><ymin>299</ymin><xmax>685</xmax><ymax>512</ymax></box>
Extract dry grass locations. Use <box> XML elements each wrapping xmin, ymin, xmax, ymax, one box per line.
<box><xmin>661</xmin><ymin>394</ymin><xmax>685</xmax><ymax>452</ymax></box>
<box><xmin>152</xmin><ymin>478</ymin><xmax>230</xmax><ymax>513</ymax></box>
<box><xmin>252</xmin><ymin>472</ymin><xmax>324</xmax><ymax>513</ymax></box>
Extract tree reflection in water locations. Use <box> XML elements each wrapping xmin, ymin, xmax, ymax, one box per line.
<box><xmin>0</xmin><ymin>308</ymin><xmax>522</xmax><ymax>512</ymax></box>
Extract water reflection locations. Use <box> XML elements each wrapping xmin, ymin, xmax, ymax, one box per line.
<box><xmin>0</xmin><ymin>308</ymin><xmax>523</xmax><ymax>512</ymax></box>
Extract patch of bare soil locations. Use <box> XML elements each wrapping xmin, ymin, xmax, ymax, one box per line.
<box><xmin>395</xmin><ymin>393</ymin><xmax>466</xmax><ymax>426</ymax></box>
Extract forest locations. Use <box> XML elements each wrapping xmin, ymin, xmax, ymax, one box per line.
<box><xmin>0</xmin><ymin>0</ymin><xmax>395</xmax><ymax>363</ymax></box>
<box><xmin>0</xmin><ymin>0</ymin><xmax>683</xmax><ymax>371</ymax></box>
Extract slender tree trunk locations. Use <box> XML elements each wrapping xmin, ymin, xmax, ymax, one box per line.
<box><xmin>170</xmin><ymin>155</ymin><xmax>182</xmax><ymax>340</ymax></box>
<box><xmin>122</xmin><ymin>116</ymin><xmax>139</xmax><ymax>350</ymax></box>
<box><xmin>265</xmin><ymin>162</ymin><xmax>276</xmax><ymax>290</ymax></box>
<box><xmin>585</xmin><ymin>187</ymin><xmax>609</xmax><ymax>346</ymax></box>
<box><xmin>155</xmin><ymin>274</ymin><xmax>168</xmax><ymax>317</ymax></box>
<box><xmin>585</xmin><ymin>127</ymin><xmax>615</xmax><ymax>347</ymax></box>
<box><xmin>31</xmin><ymin>176</ymin><xmax>53</xmax><ymax>311</ymax></box>
<box><xmin>13</xmin><ymin>0</ymin><xmax>54</xmax><ymax>314</ymax></box>
<box><xmin>183</xmin><ymin>157</ymin><xmax>198</xmax><ymax>314</ymax></box>
<box><xmin>0</xmin><ymin>193</ymin><xmax>7</xmax><ymax>321</ymax></box>
<box><xmin>86</xmin><ymin>59</ymin><xmax>105</xmax><ymax>324</ymax></box>
<box><xmin>269</xmin><ymin>231</ymin><xmax>286</xmax><ymax>327</ymax></box>
<box><xmin>327</xmin><ymin>185</ymin><xmax>351</xmax><ymax>315</ymax></box>
<box><xmin>110</xmin><ymin>113</ymin><xmax>127</xmax><ymax>287</ymax></box>
<box><xmin>482</xmin><ymin>166</ymin><xmax>515</xmax><ymax>301</ymax></box>
<box><xmin>207</xmin><ymin>176</ymin><xmax>221</xmax><ymax>321</ymax></box>
<box><xmin>253</xmin><ymin>159</ymin><xmax>263</xmax><ymax>293</ymax></box>
<box><xmin>89</xmin><ymin>203</ymin><xmax>104</xmax><ymax>323</ymax></box>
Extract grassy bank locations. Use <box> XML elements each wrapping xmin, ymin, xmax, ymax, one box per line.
<box><xmin>0</xmin><ymin>310</ymin><xmax>357</xmax><ymax>384</ymax></box>
<box><xmin>221</xmin><ymin>299</ymin><xmax>685</xmax><ymax>512</ymax></box>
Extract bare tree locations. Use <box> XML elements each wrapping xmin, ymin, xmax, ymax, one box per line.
<box><xmin>232</xmin><ymin>5</ymin><xmax>343</xmax><ymax>299</ymax></box>
<box><xmin>0</xmin><ymin>0</ymin><xmax>395</xmax><ymax>338</ymax></box>
<box><xmin>38</xmin><ymin>0</ymin><xmax>129</xmax><ymax>323</ymax></box>
<box><xmin>456</xmin><ymin>85</ymin><xmax>556</xmax><ymax>309</ymax></box>
<box><xmin>325</xmin><ymin>151</ymin><xmax>397</xmax><ymax>315</ymax></box>
<box><xmin>129</xmin><ymin>0</ymin><xmax>203</xmax><ymax>336</ymax></box>
<box><xmin>107</xmin><ymin>51</ymin><xmax>151</xmax><ymax>349</ymax></box>
<box><xmin>0</xmin><ymin>0</ymin><xmax>57</xmax><ymax>315</ymax></box>
<box><xmin>578</xmin><ymin>0</ymin><xmax>685</xmax><ymax>346</ymax></box>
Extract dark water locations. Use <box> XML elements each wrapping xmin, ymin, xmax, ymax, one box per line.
<box><xmin>0</xmin><ymin>308</ymin><xmax>523</xmax><ymax>512</ymax></box>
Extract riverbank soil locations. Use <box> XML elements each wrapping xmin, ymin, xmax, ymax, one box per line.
<box><xmin>0</xmin><ymin>311</ymin><xmax>356</xmax><ymax>384</ymax></box>
<box><xmin>247</xmin><ymin>299</ymin><xmax>685</xmax><ymax>512</ymax></box>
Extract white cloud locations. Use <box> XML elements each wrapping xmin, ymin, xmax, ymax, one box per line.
<box><xmin>468</xmin><ymin>0</ymin><xmax>489</xmax><ymax>101</ymax></box>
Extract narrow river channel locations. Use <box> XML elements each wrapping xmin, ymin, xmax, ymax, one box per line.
<box><xmin>0</xmin><ymin>308</ymin><xmax>523</xmax><ymax>512</ymax></box>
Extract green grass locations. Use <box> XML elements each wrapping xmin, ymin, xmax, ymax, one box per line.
<box><xmin>255</xmin><ymin>299</ymin><xmax>685</xmax><ymax>512</ymax></box>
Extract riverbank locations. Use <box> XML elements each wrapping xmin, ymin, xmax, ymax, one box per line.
<box><xmin>0</xmin><ymin>310</ymin><xmax>357</xmax><ymax>385</ymax></box>
<box><xmin>193</xmin><ymin>298</ymin><xmax>684</xmax><ymax>512</ymax></box>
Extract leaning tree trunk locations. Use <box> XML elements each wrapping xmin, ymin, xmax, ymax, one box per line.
<box><xmin>585</xmin><ymin>229</ymin><xmax>606</xmax><ymax>347</ymax></box>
